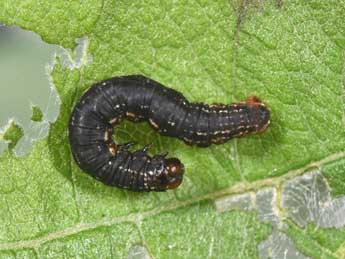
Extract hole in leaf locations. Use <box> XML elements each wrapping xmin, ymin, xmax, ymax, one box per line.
<box><xmin>0</xmin><ymin>25</ymin><xmax>61</xmax><ymax>156</ymax></box>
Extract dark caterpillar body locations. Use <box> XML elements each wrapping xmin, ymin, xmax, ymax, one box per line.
<box><xmin>68</xmin><ymin>75</ymin><xmax>270</xmax><ymax>192</ymax></box>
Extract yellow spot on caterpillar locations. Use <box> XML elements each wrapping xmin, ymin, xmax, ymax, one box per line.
<box><xmin>126</xmin><ymin>112</ymin><xmax>136</xmax><ymax>119</ymax></box>
<box><xmin>109</xmin><ymin>118</ymin><xmax>119</xmax><ymax>124</ymax></box>
<box><xmin>149</xmin><ymin>118</ymin><xmax>159</xmax><ymax>129</ymax></box>
<box><xmin>104</xmin><ymin>130</ymin><xmax>111</xmax><ymax>141</ymax></box>
<box><xmin>107</xmin><ymin>143</ymin><xmax>118</xmax><ymax>156</ymax></box>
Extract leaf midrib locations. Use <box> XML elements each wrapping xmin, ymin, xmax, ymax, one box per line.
<box><xmin>0</xmin><ymin>151</ymin><xmax>344</xmax><ymax>251</ymax></box>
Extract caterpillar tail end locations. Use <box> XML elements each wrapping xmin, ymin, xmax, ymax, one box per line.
<box><xmin>246</xmin><ymin>95</ymin><xmax>271</xmax><ymax>134</ymax></box>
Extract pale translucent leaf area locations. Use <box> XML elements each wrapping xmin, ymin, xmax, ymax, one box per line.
<box><xmin>282</xmin><ymin>171</ymin><xmax>345</xmax><ymax>229</ymax></box>
<box><xmin>215</xmin><ymin>192</ymin><xmax>254</xmax><ymax>212</ymax></box>
<box><xmin>0</xmin><ymin>1</ymin><xmax>345</xmax><ymax>259</ymax></box>
<box><xmin>214</xmin><ymin>170</ymin><xmax>345</xmax><ymax>259</ymax></box>
<box><xmin>127</xmin><ymin>245</ymin><xmax>151</xmax><ymax>259</ymax></box>
<box><xmin>0</xmin><ymin>141</ymin><xmax>7</xmax><ymax>154</ymax></box>
<box><xmin>256</xmin><ymin>188</ymin><xmax>280</xmax><ymax>227</ymax></box>
<box><xmin>0</xmin><ymin>26</ymin><xmax>61</xmax><ymax>156</ymax></box>
<box><xmin>259</xmin><ymin>232</ymin><xmax>311</xmax><ymax>259</ymax></box>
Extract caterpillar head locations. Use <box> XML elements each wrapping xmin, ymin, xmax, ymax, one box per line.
<box><xmin>152</xmin><ymin>155</ymin><xmax>184</xmax><ymax>191</ymax></box>
<box><xmin>164</xmin><ymin>158</ymin><xmax>184</xmax><ymax>189</ymax></box>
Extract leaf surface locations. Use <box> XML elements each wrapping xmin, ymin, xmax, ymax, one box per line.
<box><xmin>0</xmin><ymin>1</ymin><xmax>345</xmax><ymax>258</ymax></box>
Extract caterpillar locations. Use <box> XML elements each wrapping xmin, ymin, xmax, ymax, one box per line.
<box><xmin>68</xmin><ymin>75</ymin><xmax>270</xmax><ymax>192</ymax></box>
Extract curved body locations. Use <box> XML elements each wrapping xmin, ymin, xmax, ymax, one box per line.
<box><xmin>68</xmin><ymin>75</ymin><xmax>270</xmax><ymax>192</ymax></box>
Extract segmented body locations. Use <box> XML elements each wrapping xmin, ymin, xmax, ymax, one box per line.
<box><xmin>68</xmin><ymin>75</ymin><xmax>270</xmax><ymax>192</ymax></box>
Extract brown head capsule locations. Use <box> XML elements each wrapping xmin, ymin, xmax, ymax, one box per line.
<box><xmin>164</xmin><ymin>158</ymin><xmax>184</xmax><ymax>190</ymax></box>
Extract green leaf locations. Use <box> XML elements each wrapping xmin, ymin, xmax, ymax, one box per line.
<box><xmin>1</xmin><ymin>0</ymin><xmax>345</xmax><ymax>258</ymax></box>
<box><xmin>285</xmin><ymin>221</ymin><xmax>345</xmax><ymax>259</ymax></box>
<box><xmin>2</xmin><ymin>121</ymin><xmax>23</xmax><ymax>150</ymax></box>
<box><xmin>323</xmin><ymin>158</ymin><xmax>345</xmax><ymax>198</ymax></box>
<box><xmin>30</xmin><ymin>106</ymin><xmax>43</xmax><ymax>122</ymax></box>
